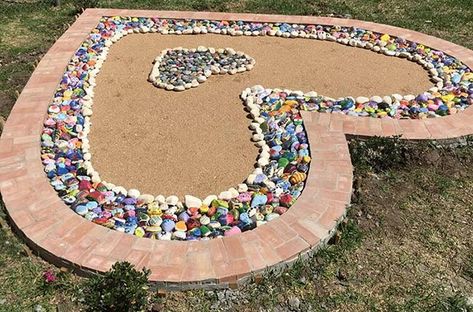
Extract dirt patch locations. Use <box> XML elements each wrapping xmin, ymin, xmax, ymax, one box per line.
<box><xmin>89</xmin><ymin>33</ymin><xmax>432</xmax><ymax>198</ymax></box>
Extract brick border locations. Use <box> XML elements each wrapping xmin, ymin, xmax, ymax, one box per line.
<box><xmin>0</xmin><ymin>9</ymin><xmax>472</xmax><ymax>289</ymax></box>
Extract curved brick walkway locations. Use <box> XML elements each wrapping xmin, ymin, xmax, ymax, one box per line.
<box><xmin>0</xmin><ymin>9</ymin><xmax>472</xmax><ymax>289</ymax></box>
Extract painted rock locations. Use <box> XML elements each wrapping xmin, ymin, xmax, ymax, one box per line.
<box><xmin>251</xmin><ymin>194</ymin><xmax>268</xmax><ymax>207</ymax></box>
<box><xmin>224</xmin><ymin>226</ymin><xmax>242</xmax><ymax>236</ymax></box>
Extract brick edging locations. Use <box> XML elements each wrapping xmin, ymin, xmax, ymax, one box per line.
<box><xmin>0</xmin><ymin>9</ymin><xmax>472</xmax><ymax>289</ymax></box>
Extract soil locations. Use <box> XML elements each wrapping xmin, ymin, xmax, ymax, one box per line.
<box><xmin>89</xmin><ymin>33</ymin><xmax>432</xmax><ymax>198</ymax></box>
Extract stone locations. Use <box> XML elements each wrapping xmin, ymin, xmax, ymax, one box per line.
<box><xmin>185</xmin><ymin>195</ymin><xmax>202</xmax><ymax>208</ymax></box>
<box><xmin>166</xmin><ymin>195</ymin><xmax>179</xmax><ymax>206</ymax></box>
<box><xmin>237</xmin><ymin>183</ymin><xmax>248</xmax><ymax>192</ymax></box>
<box><xmin>224</xmin><ymin>226</ymin><xmax>241</xmax><ymax>236</ymax></box>
<box><xmin>356</xmin><ymin>96</ymin><xmax>369</xmax><ymax>104</ymax></box>
<box><xmin>251</xmin><ymin>194</ymin><xmax>268</xmax><ymax>207</ymax></box>
<box><xmin>218</xmin><ymin>191</ymin><xmax>233</xmax><ymax>201</ymax></box>
<box><xmin>370</xmin><ymin>96</ymin><xmax>383</xmax><ymax>103</ymax></box>
<box><xmin>128</xmin><ymin>189</ymin><xmax>140</xmax><ymax>198</ymax></box>
<box><xmin>203</xmin><ymin>195</ymin><xmax>218</xmax><ymax>206</ymax></box>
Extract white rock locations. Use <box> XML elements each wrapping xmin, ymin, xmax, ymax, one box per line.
<box><xmin>90</xmin><ymin>173</ymin><xmax>100</xmax><ymax>184</ymax></box>
<box><xmin>128</xmin><ymin>189</ymin><xmax>140</xmax><ymax>198</ymax></box>
<box><xmin>157</xmin><ymin>232</ymin><xmax>172</xmax><ymax>240</ymax></box>
<box><xmin>218</xmin><ymin>191</ymin><xmax>233</xmax><ymax>201</ymax></box>
<box><xmin>370</xmin><ymin>96</ymin><xmax>383</xmax><ymax>103</ymax></box>
<box><xmin>155</xmin><ymin>195</ymin><xmax>166</xmax><ymax>204</ymax></box>
<box><xmin>255</xmin><ymin>117</ymin><xmax>265</xmax><ymax>124</ymax></box>
<box><xmin>173</xmin><ymin>231</ymin><xmax>187</xmax><ymax>240</ymax></box>
<box><xmin>252</xmin><ymin>133</ymin><xmax>264</xmax><ymax>141</ymax></box>
<box><xmin>138</xmin><ymin>194</ymin><xmax>154</xmax><ymax>204</ymax></box>
<box><xmin>317</xmin><ymin>32</ymin><xmax>327</xmax><ymax>40</ymax></box>
<box><xmin>228</xmin><ymin>187</ymin><xmax>239</xmax><ymax>198</ymax></box>
<box><xmin>112</xmin><ymin>186</ymin><xmax>127</xmax><ymax>195</ymax></box>
<box><xmin>260</xmin><ymin>150</ymin><xmax>270</xmax><ymax>159</ymax></box>
<box><xmin>238</xmin><ymin>183</ymin><xmax>248</xmax><ymax>192</ymax></box>
<box><xmin>382</xmin><ymin>96</ymin><xmax>393</xmax><ymax>105</ymax></box>
<box><xmin>253</xmin><ymin>126</ymin><xmax>262</xmax><ymax>134</ymax></box>
<box><xmin>82</xmin><ymin>107</ymin><xmax>93</xmax><ymax>116</ymax></box>
<box><xmin>185</xmin><ymin>195</ymin><xmax>202</xmax><ymax>208</ymax></box>
<box><xmin>166</xmin><ymin>195</ymin><xmax>179</xmax><ymax>206</ymax></box>
<box><xmin>257</xmin><ymin>157</ymin><xmax>270</xmax><ymax>167</ymax></box>
<box><xmin>250</xmin><ymin>109</ymin><xmax>260</xmax><ymax>118</ymax></box>
<box><xmin>404</xmin><ymin>94</ymin><xmax>416</xmax><ymax>101</ymax></box>
<box><xmin>249</xmin><ymin>122</ymin><xmax>260</xmax><ymax>130</ymax></box>
<box><xmin>203</xmin><ymin>195</ymin><xmax>217</xmax><ymax>206</ymax></box>
<box><xmin>247</xmin><ymin>174</ymin><xmax>257</xmax><ymax>184</ymax></box>
<box><xmin>392</xmin><ymin>94</ymin><xmax>403</xmax><ymax>101</ymax></box>
<box><xmin>356</xmin><ymin>96</ymin><xmax>370</xmax><ymax>104</ymax></box>
<box><xmin>167</xmin><ymin>206</ymin><xmax>178</xmax><ymax>214</ymax></box>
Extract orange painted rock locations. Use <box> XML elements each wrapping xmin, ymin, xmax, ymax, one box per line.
<box><xmin>290</xmin><ymin>172</ymin><xmax>307</xmax><ymax>185</ymax></box>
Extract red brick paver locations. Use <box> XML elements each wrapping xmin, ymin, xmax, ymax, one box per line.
<box><xmin>0</xmin><ymin>9</ymin><xmax>472</xmax><ymax>289</ymax></box>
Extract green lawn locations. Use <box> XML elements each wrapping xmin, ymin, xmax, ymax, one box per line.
<box><xmin>0</xmin><ymin>1</ymin><xmax>472</xmax><ymax>311</ymax></box>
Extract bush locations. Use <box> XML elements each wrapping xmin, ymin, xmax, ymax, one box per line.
<box><xmin>83</xmin><ymin>261</ymin><xmax>151</xmax><ymax>312</ymax></box>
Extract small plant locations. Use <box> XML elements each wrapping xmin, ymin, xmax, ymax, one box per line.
<box><xmin>39</xmin><ymin>267</ymin><xmax>77</xmax><ymax>295</ymax></box>
<box><xmin>82</xmin><ymin>261</ymin><xmax>150</xmax><ymax>312</ymax></box>
<box><xmin>42</xmin><ymin>268</ymin><xmax>57</xmax><ymax>284</ymax></box>
<box><xmin>349</xmin><ymin>135</ymin><xmax>409</xmax><ymax>173</ymax></box>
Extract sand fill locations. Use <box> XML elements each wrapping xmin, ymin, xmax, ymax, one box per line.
<box><xmin>89</xmin><ymin>34</ymin><xmax>432</xmax><ymax>198</ymax></box>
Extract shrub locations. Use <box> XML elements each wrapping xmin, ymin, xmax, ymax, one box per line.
<box><xmin>83</xmin><ymin>261</ymin><xmax>150</xmax><ymax>312</ymax></box>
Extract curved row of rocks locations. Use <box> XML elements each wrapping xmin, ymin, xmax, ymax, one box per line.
<box><xmin>148</xmin><ymin>46</ymin><xmax>255</xmax><ymax>91</ymax></box>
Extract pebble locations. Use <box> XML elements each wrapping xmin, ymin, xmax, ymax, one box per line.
<box><xmin>184</xmin><ymin>195</ymin><xmax>202</xmax><ymax>208</ymax></box>
<box><xmin>166</xmin><ymin>195</ymin><xmax>179</xmax><ymax>206</ymax></box>
<box><xmin>356</xmin><ymin>96</ymin><xmax>369</xmax><ymax>104</ymax></box>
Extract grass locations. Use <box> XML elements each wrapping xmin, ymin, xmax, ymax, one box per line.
<box><xmin>0</xmin><ymin>0</ymin><xmax>472</xmax><ymax>311</ymax></box>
